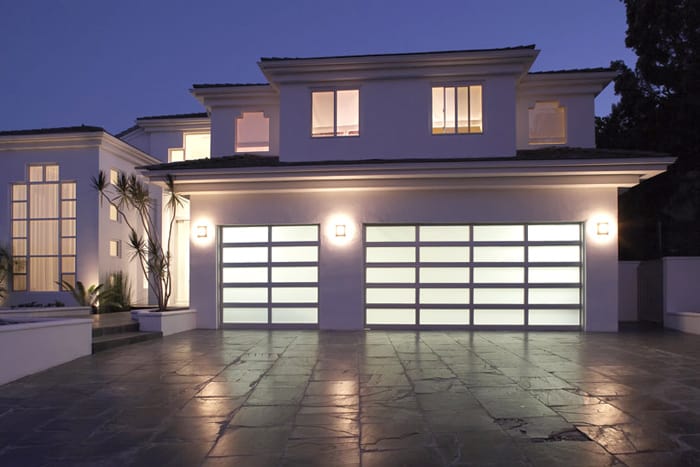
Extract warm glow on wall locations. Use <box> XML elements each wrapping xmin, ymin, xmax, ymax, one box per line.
<box><xmin>192</xmin><ymin>218</ymin><xmax>214</xmax><ymax>246</ymax></box>
<box><xmin>586</xmin><ymin>214</ymin><xmax>616</xmax><ymax>243</ymax></box>
<box><xmin>325</xmin><ymin>214</ymin><xmax>355</xmax><ymax>245</ymax></box>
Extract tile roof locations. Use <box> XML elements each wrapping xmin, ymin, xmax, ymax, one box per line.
<box><xmin>191</xmin><ymin>83</ymin><xmax>270</xmax><ymax>89</ymax></box>
<box><xmin>137</xmin><ymin>112</ymin><xmax>208</xmax><ymax>121</ymax></box>
<box><xmin>528</xmin><ymin>67</ymin><xmax>614</xmax><ymax>75</ymax></box>
<box><xmin>0</xmin><ymin>125</ymin><xmax>105</xmax><ymax>137</ymax></box>
<box><xmin>141</xmin><ymin>147</ymin><xmax>668</xmax><ymax>171</ymax></box>
<box><xmin>259</xmin><ymin>45</ymin><xmax>537</xmax><ymax>62</ymax></box>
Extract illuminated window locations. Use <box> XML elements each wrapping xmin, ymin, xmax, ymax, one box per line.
<box><xmin>529</xmin><ymin>101</ymin><xmax>566</xmax><ymax>145</ymax></box>
<box><xmin>312</xmin><ymin>89</ymin><xmax>359</xmax><ymax>137</ymax></box>
<box><xmin>11</xmin><ymin>164</ymin><xmax>76</xmax><ymax>291</ymax></box>
<box><xmin>109</xmin><ymin>204</ymin><xmax>119</xmax><ymax>222</ymax></box>
<box><xmin>169</xmin><ymin>133</ymin><xmax>210</xmax><ymax>162</ymax></box>
<box><xmin>109</xmin><ymin>169</ymin><xmax>119</xmax><ymax>185</ymax></box>
<box><xmin>432</xmin><ymin>85</ymin><xmax>483</xmax><ymax>134</ymax></box>
<box><xmin>236</xmin><ymin>112</ymin><xmax>270</xmax><ymax>152</ymax></box>
<box><xmin>109</xmin><ymin>240</ymin><xmax>121</xmax><ymax>258</ymax></box>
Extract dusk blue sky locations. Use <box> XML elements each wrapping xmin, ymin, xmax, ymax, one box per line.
<box><xmin>0</xmin><ymin>0</ymin><xmax>636</xmax><ymax>135</ymax></box>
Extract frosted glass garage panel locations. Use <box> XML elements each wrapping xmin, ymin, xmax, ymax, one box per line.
<box><xmin>473</xmin><ymin>309</ymin><xmax>525</xmax><ymax>325</ymax></box>
<box><xmin>419</xmin><ymin>225</ymin><xmax>469</xmax><ymax>242</ymax></box>
<box><xmin>473</xmin><ymin>267</ymin><xmax>524</xmax><ymax>283</ymax></box>
<box><xmin>222</xmin><ymin>247</ymin><xmax>268</xmax><ymax>263</ymax></box>
<box><xmin>366</xmin><ymin>247</ymin><xmax>415</xmax><ymax>263</ymax></box>
<box><xmin>271</xmin><ymin>287</ymin><xmax>318</xmax><ymax>303</ymax></box>
<box><xmin>223</xmin><ymin>307</ymin><xmax>268</xmax><ymax>324</ymax></box>
<box><xmin>528</xmin><ymin>288</ymin><xmax>581</xmax><ymax>304</ymax></box>
<box><xmin>420</xmin><ymin>247</ymin><xmax>469</xmax><ymax>263</ymax></box>
<box><xmin>420</xmin><ymin>309</ymin><xmax>469</xmax><ymax>325</ymax></box>
<box><xmin>529</xmin><ymin>309</ymin><xmax>580</xmax><ymax>326</ymax></box>
<box><xmin>272</xmin><ymin>246</ymin><xmax>318</xmax><ymax>262</ymax></box>
<box><xmin>222</xmin><ymin>226</ymin><xmax>268</xmax><ymax>243</ymax></box>
<box><xmin>272</xmin><ymin>308</ymin><xmax>318</xmax><ymax>324</ymax></box>
<box><xmin>271</xmin><ymin>267</ymin><xmax>318</xmax><ymax>283</ymax></box>
<box><xmin>366</xmin><ymin>308</ymin><xmax>415</xmax><ymax>325</ymax></box>
<box><xmin>419</xmin><ymin>267</ymin><xmax>469</xmax><ymax>283</ymax></box>
<box><xmin>223</xmin><ymin>287</ymin><xmax>268</xmax><ymax>303</ymax></box>
<box><xmin>419</xmin><ymin>288</ymin><xmax>469</xmax><ymax>304</ymax></box>
<box><xmin>473</xmin><ymin>247</ymin><xmax>524</xmax><ymax>262</ymax></box>
<box><xmin>528</xmin><ymin>224</ymin><xmax>580</xmax><ymax>242</ymax></box>
<box><xmin>473</xmin><ymin>288</ymin><xmax>524</xmax><ymax>304</ymax></box>
<box><xmin>222</xmin><ymin>267</ymin><xmax>268</xmax><ymax>283</ymax></box>
<box><xmin>366</xmin><ymin>267</ymin><xmax>415</xmax><ymax>283</ymax></box>
<box><xmin>271</xmin><ymin>225</ymin><xmax>318</xmax><ymax>242</ymax></box>
<box><xmin>366</xmin><ymin>288</ymin><xmax>415</xmax><ymax>304</ymax></box>
<box><xmin>366</xmin><ymin>226</ymin><xmax>415</xmax><ymax>242</ymax></box>
<box><xmin>529</xmin><ymin>246</ymin><xmax>580</xmax><ymax>263</ymax></box>
<box><xmin>473</xmin><ymin>225</ymin><xmax>524</xmax><ymax>242</ymax></box>
<box><xmin>529</xmin><ymin>267</ymin><xmax>580</xmax><ymax>283</ymax></box>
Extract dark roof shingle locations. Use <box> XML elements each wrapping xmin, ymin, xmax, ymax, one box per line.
<box><xmin>0</xmin><ymin>125</ymin><xmax>105</xmax><ymax>137</ymax></box>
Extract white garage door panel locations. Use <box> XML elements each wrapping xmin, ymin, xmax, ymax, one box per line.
<box><xmin>365</xmin><ymin>223</ymin><xmax>582</xmax><ymax>328</ymax></box>
<box><xmin>221</xmin><ymin>224</ymin><xmax>319</xmax><ymax>326</ymax></box>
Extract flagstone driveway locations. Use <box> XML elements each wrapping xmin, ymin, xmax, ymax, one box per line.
<box><xmin>2</xmin><ymin>328</ymin><xmax>700</xmax><ymax>466</ymax></box>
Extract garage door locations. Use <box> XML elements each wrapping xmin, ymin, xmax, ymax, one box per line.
<box><xmin>221</xmin><ymin>225</ymin><xmax>319</xmax><ymax>326</ymax></box>
<box><xmin>365</xmin><ymin>224</ymin><xmax>582</xmax><ymax>328</ymax></box>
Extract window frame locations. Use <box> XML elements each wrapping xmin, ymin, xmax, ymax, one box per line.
<box><xmin>310</xmin><ymin>88</ymin><xmax>360</xmax><ymax>138</ymax></box>
<box><xmin>431</xmin><ymin>83</ymin><xmax>484</xmax><ymax>135</ymax></box>
<box><xmin>11</xmin><ymin>163</ymin><xmax>77</xmax><ymax>292</ymax></box>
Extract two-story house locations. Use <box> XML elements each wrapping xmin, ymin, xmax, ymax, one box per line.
<box><xmin>1</xmin><ymin>45</ymin><xmax>674</xmax><ymax>331</ymax></box>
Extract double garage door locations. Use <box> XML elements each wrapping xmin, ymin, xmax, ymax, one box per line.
<box><xmin>220</xmin><ymin>223</ymin><xmax>583</xmax><ymax>329</ymax></box>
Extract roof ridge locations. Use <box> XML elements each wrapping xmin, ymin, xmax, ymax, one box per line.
<box><xmin>0</xmin><ymin>125</ymin><xmax>105</xmax><ymax>137</ymax></box>
<box><xmin>260</xmin><ymin>45</ymin><xmax>537</xmax><ymax>62</ymax></box>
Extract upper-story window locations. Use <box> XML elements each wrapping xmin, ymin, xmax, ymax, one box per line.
<box><xmin>432</xmin><ymin>85</ymin><xmax>483</xmax><ymax>135</ymax></box>
<box><xmin>311</xmin><ymin>89</ymin><xmax>359</xmax><ymax>137</ymax></box>
<box><xmin>169</xmin><ymin>132</ymin><xmax>211</xmax><ymax>162</ymax></box>
<box><xmin>11</xmin><ymin>163</ymin><xmax>76</xmax><ymax>292</ymax></box>
<box><xmin>236</xmin><ymin>112</ymin><xmax>270</xmax><ymax>152</ymax></box>
<box><xmin>529</xmin><ymin>101</ymin><xmax>566</xmax><ymax>145</ymax></box>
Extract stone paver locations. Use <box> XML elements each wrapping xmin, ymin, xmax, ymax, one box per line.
<box><xmin>1</xmin><ymin>328</ymin><xmax>700</xmax><ymax>466</ymax></box>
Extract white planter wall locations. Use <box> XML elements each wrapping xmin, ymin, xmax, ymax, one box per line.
<box><xmin>0</xmin><ymin>318</ymin><xmax>92</xmax><ymax>385</ymax></box>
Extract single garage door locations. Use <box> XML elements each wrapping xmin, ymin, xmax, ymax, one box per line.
<box><xmin>364</xmin><ymin>224</ymin><xmax>582</xmax><ymax>328</ymax></box>
<box><xmin>221</xmin><ymin>225</ymin><xmax>319</xmax><ymax>326</ymax></box>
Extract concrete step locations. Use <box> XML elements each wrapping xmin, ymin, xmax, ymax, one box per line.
<box><xmin>92</xmin><ymin>331</ymin><xmax>162</xmax><ymax>353</ymax></box>
<box><xmin>92</xmin><ymin>321</ymin><xmax>139</xmax><ymax>338</ymax></box>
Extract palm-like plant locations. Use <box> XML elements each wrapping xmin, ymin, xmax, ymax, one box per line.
<box><xmin>92</xmin><ymin>171</ymin><xmax>183</xmax><ymax>311</ymax></box>
<box><xmin>58</xmin><ymin>280</ymin><xmax>103</xmax><ymax>312</ymax></box>
<box><xmin>0</xmin><ymin>245</ymin><xmax>13</xmax><ymax>303</ymax></box>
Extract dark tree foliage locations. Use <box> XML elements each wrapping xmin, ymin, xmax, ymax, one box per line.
<box><xmin>597</xmin><ymin>0</ymin><xmax>700</xmax><ymax>259</ymax></box>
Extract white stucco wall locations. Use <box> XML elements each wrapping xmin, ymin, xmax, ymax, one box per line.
<box><xmin>0</xmin><ymin>145</ymin><xmax>100</xmax><ymax>306</ymax></box>
<box><xmin>188</xmin><ymin>186</ymin><xmax>619</xmax><ymax>331</ymax></box>
<box><xmin>662</xmin><ymin>257</ymin><xmax>700</xmax><ymax>314</ymax></box>
<box><xmin>210</xmin><ymin>105</ymin><xmax>280</xmax><ymax>158</ymax></box>
<box><xmin>278</xmin><ymin>75</ymin><xmax>518</xmax><ymax>162</ymax></box>
<box><xmin>515</xmin><ymin>94</ymin><xmax>596</xmax><ymax>149</ymax></box>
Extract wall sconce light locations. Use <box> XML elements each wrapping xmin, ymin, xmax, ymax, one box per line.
<box><xmin>335</xmin><ymin>224</ymin><xmax>346</xmax><ymax>237</ymax></box>
<box><xmin>196</xmin><ymin>225</ymin><xmax>208</xmax><ymax>238</ymax></box>
<box><xmin>596</xmin><ymin>222</ymin><xmax>610</xmax><ymax>236</ymax></box>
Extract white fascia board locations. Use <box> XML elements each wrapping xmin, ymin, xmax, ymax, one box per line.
<box><xmin>0</xmin><ymin>131</ymin><xmax>158</xmax><ymax>166</ymax></box>
<box><xmin>99</xmin><ymin>135</ymin><xmax>160</xmax><ymax>166</ymax></box>
<box><xmin>135</xmin><ymin>117</ymin><xmax>210</xmax><ymax>134</ymax></box>
<box><xmin>190</xmin><ymin>86</ymin><xmax>279</xmax><ymax>109</ymax></box>
<box><xmin>259</xmin><ymin>48</ymin><xmax>540</xmax><ymax>85</ymax></box>
<box><xmin>0</xmin><ymin>131</ymin><xmax>105</xmax><ymax>152</ymax></box>
<box><xmin>519</xmin><ymin>71</ymin><xmax>617</xmax><ymax>97</ymax></box>
<box><xmin>142</xmin><ymin>156</ymin><xmax>675</xmax><ymax>194</ymax></box>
